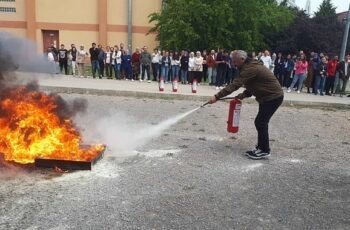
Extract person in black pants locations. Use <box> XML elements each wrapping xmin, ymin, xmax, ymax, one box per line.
<box><xmin>208</xmin><ymin>50</ymin><xmax>284</xmax><ymax>160</ymax></box>
<box><xmin>58</xmin><ymin>44</ymin><xmax>68</xmax><ymax>75</ymax></box>
<box><xmin>215</xmin><ymin>48</ymin><xmax>226</xmax><ymax>89</ymax></box>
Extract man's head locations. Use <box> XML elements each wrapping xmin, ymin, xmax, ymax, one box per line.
<box><xmin>232</xmin><ymin>50</ymin><xmax>248</xmax><ymax>68</ymax></box>
<box><xmin>346</xmin><ymin>54</ymin><xmax>350</xmax><ymax>62</ymax></box>
<box><xmin>80</xmin><ymin>44</ymin><xmax>84</xmax><ymax>50</ymax></box>
<box><xmin>60</xmin><ymin>44</ymin><xmax>65</xmax><ymax>49</ymax></box>
<box><xmin>334</xmin><ymin>56</ymin><xmax>339</xmax><ymax>61</ymax></box>
<box><xmin>211</xmin><ymin>50</ymin><xmax>215</xmax><ymax>55</ymax></box>
<box><xmin>92</xmin><ymin>43</ymin><xmax>96</xmax><ymax>48</ymax></box>
<box><xmin>143</xmin><ymin>46</ymin><xmax>147</xmax><ymax>52</ymax></box>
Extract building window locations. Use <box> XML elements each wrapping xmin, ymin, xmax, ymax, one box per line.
<box><xmin>0</xmin><ymin>7</ymin><xmax>16</xmax><ymax>12</ymax></box>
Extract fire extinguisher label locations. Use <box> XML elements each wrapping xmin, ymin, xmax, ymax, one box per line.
<box><xmin>233</xmin><ymin>104</ymin><xmax>241</xmax><ymax>127</ymax></box>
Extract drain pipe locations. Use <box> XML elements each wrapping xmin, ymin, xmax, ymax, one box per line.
<box><xmin>128</xmin><ymin>0</ymin><xmax>132</xmax><ymax>52</ymax></box>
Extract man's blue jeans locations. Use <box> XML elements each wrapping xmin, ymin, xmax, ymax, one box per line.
<box><xmin>314</xmin><ymin>75</ymin><xmax>326</xmax><ymax>95</ymax></box>
<box><xmin>91</xmin><ymin>60</ymin><xmax>100</xmax><ymax>78</ymax></box>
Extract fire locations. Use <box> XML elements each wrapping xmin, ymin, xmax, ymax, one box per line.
<box><xmin>0</xmin><ymin>85</ymin><xmax>104</xmax><ymax>164</ymax></box>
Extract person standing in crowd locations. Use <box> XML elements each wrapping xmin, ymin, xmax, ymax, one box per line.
<box><xmin>274</xmin><ymin>52</ymin><xmax>284</xmax><ymax>86</ymax></box>
<box><xmin>77</xmin><ymin>45</ymin><xmax>88</xmax><ymax>78</ymax></box>
<box><xmin>313</xmin><ymin>56</ymin><xmax>328</xmax><ymax>96</ymax></box>
<box><xmin>325</xmin><ymin>56</ymin><xmax>338</xmax><ymax>96</ymax></box>
<box><xmin>58</xmin><ymin>44</ymin><xmax>68</xmax><ymax>75</ymax></box>
<box><xmin>224</xmin><ymin>51</ymin><xmax>233</xmax><ymax>85</ymax></box>
<box><xmin>202</xmin><ymin>50</ymin><xmax>208</xmax><ymax>83</ymax></box>
<box><xmin>207</xmin><ymin>50</ymin><xmax>216</xmax><ymax>85</ymax></box>
<box><xmin>188</xmin><ymin>52</ymin><xmax>195</xmax><ymax>84</ymax></box>
<box><xmin>119</xmin><ymin>43</ymin><xmax>125</xmax><ymax>79</ymax></box>
<box><xmin>287</xmin><ymin>54</ymin><xmax>308</xmax><ymax>93</ymax></box>
<box><xmin>122</xmin><ymin>49</ymin><xmax>133</xmax><ymax>81</ymax></box>
<box><xmin>97</xmin><ymin>45</ymin><xmax>105</xmax><ymax>78</ymax></box>
<box><xmin>260</xmin><ymin>50</ymin><xmax>272</xmax><ymax>70</ymax></box>
<box><xmin>109</xmin><ymin>46</ymin><xmax>115</xmax><ymax>78</ymax></box>
<box><xmin>70</xmin><ymin>46</ymin><xmax>78</xmax><ymax>76</ymax></box>
<box><xmin>207</xmin><ymin>50</ymin><xmax>283</xmax><ymax>160</ymax></box>
<box><xmin>105</xmin><ymin>46</ymin><xmax>113</xmax><ymax>79</ymax></box>
<box><xmin>131</xmin><ymin>47</ymin><xmax>140</xmax><ymax>81</ymax></box>
<box><xmin>283</xmin><ymin>54</ymin><xmax>294</xmax><ymax>88</ymax></box>
<box><xmin>47</xmin><ymin>47</ymin><xmax>57</xmax><ymax>74</ymax></box>
<box><xmin>160</xmin><ymin>51</ymin><xmax>171</xmax><ymax>83</ymax></box>
<box><xmin>151</xmin><ymin>49</ymin><xmax>160</xmax><ymax>81</ymax></box>
<box><xmin>171</xmin><ymin>51</ymin><xmax>180</xmax><ymax>82</ymax></box>
<box><xmin>193</xmin><ymin>51</ymin><xmax>204</xmax><ymax>84</ymax></box>
<box><xmin>180</xmin><ymin>51</ymin><xmax>189</xmax><ymax>84</ymax></box>
<box><xmin>140</xmin><ymin>46</ymin><xmax>152</xmax><ymax>83</ymax></box>
<box><xmin>308</xmin><ymin>53</ymin><xmax>320</xmax><ymax>93</ymax></box>
<box><xmin>215</xmin><ymin>48</ymin><xmax>226</xmax><ymax>90</ymax></box>
<box><xmin>89</xmin><ymin>43</ymin><xmax>100</xmax><ymax>78</ymax></box>
<box><xmin>113</xmin><ymin>45</ymin><xmax>122</xmax><ymax>80</ymax></box>
<box><xmin>270</xmin><ymin>53</ymin><xmax>276</xmax><ymax>73</ymax></box>
<box><xmin>337</xmin><ymin>54</ymin><xmax>350</xmax><ymax>97</ymax></box>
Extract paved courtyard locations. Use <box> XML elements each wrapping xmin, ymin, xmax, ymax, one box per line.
<box><xmin>1</xmin><ymin>94</ymin><xmax>349</xmax><ymax>230</ymax></box>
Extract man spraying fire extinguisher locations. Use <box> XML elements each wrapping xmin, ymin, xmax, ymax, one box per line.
<box><xmin>207</xmin><ymin>50</ymin><xmax>284</xmax><ymax>160</ymax></box>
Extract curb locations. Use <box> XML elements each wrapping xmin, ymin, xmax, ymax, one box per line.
<box><xmin>39</xmin><ymin>86</ymin><xmax>350</xmax><ymax>110</ymax></box>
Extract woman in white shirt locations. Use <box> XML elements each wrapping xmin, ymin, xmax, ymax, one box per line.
<box><xmin>112</xmin><ymin>45</ymin><xmax>122</xmax><ymax>79</ymax></box>
<box><xmin>76</xmin><ymin>45</ymin><xmax>88</xmax><ymax>78</ymax></box>
<box><xmin>193</xmin><ymin>51</ymin><xmax>203</xmax><ymax>83</ymax></box>
<box><xmin>260</xmin><ymin>50</ymin><xmax>272</xmax><ymax>70</ymax></box>
<box><xmin>188</xmin><ymin>52</ymin><xmax>195</xmax><ymax>83</ymax></box>
<box><xmin>105</xmin><ymin>46</ymin><xmax>112</xmax><ymax>79</ymax></box>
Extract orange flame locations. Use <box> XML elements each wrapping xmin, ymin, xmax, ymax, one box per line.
<box><xmin>0</xmin><ymin>85</ymin><xmax>104</xmax><ymax>164</ymax></box>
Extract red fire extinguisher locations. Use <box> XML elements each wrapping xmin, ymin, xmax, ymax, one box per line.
<box><xmin>192</xmin><ymin>79</ymin><xmax>197</xmax><ymax>93</ymax></box>
<box><xmin>159</xmin><ymin>76</ymin><xmax>164</xmax><ymax>92</ymax></box>
<box><xmin>227</xmin><ymin>99</ymin><xmax>242</xmax><ymax>133</ymax></box>
<box><xmin>172</xmin><ymin>79</ymin><xmax>178</xmax><ymax>92</ymax></box>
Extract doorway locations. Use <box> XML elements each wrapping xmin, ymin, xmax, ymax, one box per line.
<box><xmin>42</xmin><ymin>30</ymin><xmax>59</xmax><ymax>53</ymax></box>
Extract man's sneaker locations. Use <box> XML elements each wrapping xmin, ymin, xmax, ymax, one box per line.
<box><xmin>148</xmin><ymin>80</ymin><xmax>151</xmax><ymax>83</ymax></box>
<box><xmin>246</xmin><ymin>149</ymin><xmax>270</xmax><ymax>160</ymax></box>
<box><xmin>245</xmin><ymin>146</ymin><xmax>258</xmax><ymax>155</ymax></box>
<box><xmin>287</xmin><ymin>88</ymin><xmax>291</xmax><ymax>93</ymax></box>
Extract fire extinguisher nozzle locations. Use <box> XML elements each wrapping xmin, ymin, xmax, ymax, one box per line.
<box><xmin>201</xmin><ymin>102</ymin><xmax>209</xmax><ymax>108</ymax></box>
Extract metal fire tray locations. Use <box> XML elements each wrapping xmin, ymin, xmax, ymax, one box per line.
<box><xmin>34</xmin><ymin>145</ymin><xmax>105</xmax><ymax>170</ymax></box>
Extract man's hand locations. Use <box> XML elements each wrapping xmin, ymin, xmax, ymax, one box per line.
<box><xmin>235</xmin><ymin>93</ymin><xmax>245</xmax><ymax>100</ymax></box>
<box><xmin>208</xmin><ymin>96</ymin><xmax>217</xmax><ymax>104</ymax></box>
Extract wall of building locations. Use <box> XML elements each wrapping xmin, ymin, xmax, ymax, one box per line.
<box><xmin>36</xmin><ymin>0</ymin><xmax>99</xmax><ymax>24</ymax></box>
<box><xmin>0</xmin><ymin>0</ymin><xmax>160</xmax><ymax>52</ymax></box>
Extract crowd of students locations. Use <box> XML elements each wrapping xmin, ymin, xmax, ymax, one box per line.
<box><xmin>46</xmin><ymin>43</ymin><xmax>350</xmax><ymax>97</ymax></box>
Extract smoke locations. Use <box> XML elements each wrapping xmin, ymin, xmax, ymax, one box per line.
<box><xmin>0</xmin><ymin>32</ymin><xmax>53</xmax><ymax>75</ymax></box>
<box><xmin>78</xmin><ymin>108</ymin><xmax>200</xmax><ymax>155</ymax></box>
<box><xmin>0</xmin><ymin>32</ymin><xmax>87</xmax><ymax>121</ymax></box>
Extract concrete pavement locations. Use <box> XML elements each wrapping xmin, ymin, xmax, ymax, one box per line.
<box><xmin>17</xmin><ymin>72</ymin><xmax>350</xmax><ymax>108</ymax></box>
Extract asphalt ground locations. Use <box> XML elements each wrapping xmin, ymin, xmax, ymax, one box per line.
<box><xmin>0</xmin><ymin>94</ymin><xmax>349</xmax><ymax>230</ymax></box>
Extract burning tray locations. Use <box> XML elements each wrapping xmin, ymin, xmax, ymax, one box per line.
<box><xmin>34</xmin><ymin>145</ymin><xmax>105</xmax><ymax>170</ymax></box>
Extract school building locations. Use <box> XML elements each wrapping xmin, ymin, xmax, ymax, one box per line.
<box><xmin>0</xmin><ymin>0</ymin><xmax>162</xmax><ymax>52</ymax></box>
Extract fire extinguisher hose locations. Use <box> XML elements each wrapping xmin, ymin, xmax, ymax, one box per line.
<box><xmin>201</xmin><ymin>97</ymin><xmax>236</xmax><ymax>108</ymax></box>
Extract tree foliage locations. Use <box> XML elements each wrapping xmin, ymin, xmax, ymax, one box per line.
<box><xmin>314</xmin><ymin>0</ymin><xmax>337</xmax><ymax>18</ymax></box>
<box><xmin>148</xmin><ymin>0</ymin><xmax>294</xmax><ymax>51</ymax></box>
<box><xmin>266</xmin><ymin>2</ymin><xmax>349</xmax><ymax>56</ymax></box>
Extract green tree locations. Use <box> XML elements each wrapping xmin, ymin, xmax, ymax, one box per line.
<box><xmin>314</xmin><ymin>0</ymin><xmax>337</xmax><ymax>18</ymax></box>
<box><xmin>148</xmin><ymin>0</ymin><xmax>294</xmax><ymax>51</ymax></box>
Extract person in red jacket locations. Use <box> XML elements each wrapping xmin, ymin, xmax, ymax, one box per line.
<box><xmin>132</xmin><ymin>47</ymin><xmax>141</xmax><ymax>81</ymax></box>
<box><xmin>325</xmin><ymin>56</ymin><xmax>338</xmax><ymax>95</ymax></box>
